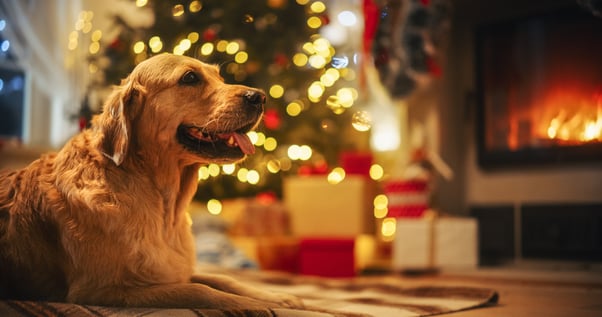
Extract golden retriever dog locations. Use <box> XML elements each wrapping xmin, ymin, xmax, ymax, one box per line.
<box><xmin>0</xmin><ymin>53</ymin><xmax>303</xmax><ymax>309</ymax></box>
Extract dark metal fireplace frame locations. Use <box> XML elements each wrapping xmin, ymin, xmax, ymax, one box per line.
<box><xmin>474</xmin><ymin>6</ymin><xmax>602</xmax><ymax>169</ymax></box>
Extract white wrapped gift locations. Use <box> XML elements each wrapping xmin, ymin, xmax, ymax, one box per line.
<box><xmin>392</xmin><ymin>217</ymin><xmax>478</xmax><ymax>270</ymax></box>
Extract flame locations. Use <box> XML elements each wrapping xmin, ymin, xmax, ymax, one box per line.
<box><xmin>540</xmin><ymin>90</ymin><xmax>602</xmax><ymax>144</ymax></box>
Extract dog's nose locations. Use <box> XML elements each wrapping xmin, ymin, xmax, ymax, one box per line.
<box><xmin>244</xmin><ymin>90</ymin><xmax>266</xmax><ymax>109</ymax></box>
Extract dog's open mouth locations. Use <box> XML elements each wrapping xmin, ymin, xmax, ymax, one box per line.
<box><xmin>177</xmin><ymin>123</ymin><xmax>256</xmax><ymax>159</ymax></box>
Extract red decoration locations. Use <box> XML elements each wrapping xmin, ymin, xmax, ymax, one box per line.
<box><xmin>202</xmin><ymin>28</ymin><xmax>217</xmax><ymax>41</ymax></box>
<box><xmin>256</xmin><ymin>192</ymin><xmax>277</xmax><ymax>205</ymax></box>
<box><xmin>273</xmin><ymin>53</ymin><xmax>288</xmax><ymax>67</ymax></box>
<box><xmin>340</xmin><ymin>152</ymin><xmax>373</xmax><ymax>177</ymax></box>
<box><xmin>426</xmin><ymin>56</ymin><xmax>442</xmax><ymax>77</ymax></box>
<box><xmin>299</xmin><ymin>238</ymin><xmax>355</xmax><ymax>277</ymax></box>
<box><xmin>263</xmin><ymin>108</ymin><xmax>281</xmax><ymax>130</ymax></box>
<box><xmin>78</xmin><ymin>117</ymin><xmax>88</xmax><ymax>131</ymax></box>
<box><xmin>384</xmin><ymin>180</ymin><xmax>429</xmax><ymax>218</ymax></box>
<box><xmin>362</xmin><ymin>0</ymin><xmax>379</xmax><ymax>55</ymax></box>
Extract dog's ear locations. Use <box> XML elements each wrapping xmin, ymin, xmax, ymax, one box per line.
<box><xmin>99</xmin><ymin>79</ymin><xmax>141</xmax><ymax>166</ymax></box>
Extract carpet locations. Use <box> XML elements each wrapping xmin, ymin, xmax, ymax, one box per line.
<box><xmin>0</xmin><ymin>269</ymin><xmax>498</xmax><ymax>317</ymax></box>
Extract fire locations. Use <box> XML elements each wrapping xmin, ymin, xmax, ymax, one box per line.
<box><xmin>541</xmin><ymin>91</ymin><xmax>602</xmax><ymax>144</ymax></box>
<box><xmin>546</xmin><ymin>109</ymin><xmax>602</xmax><ymax>142</ymax></box>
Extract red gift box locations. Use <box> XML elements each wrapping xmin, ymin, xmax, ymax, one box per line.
<box><xmin>340</xmin><ymin>152</ymin><xmax>373</xmax><ymax>177</ymax></box>
<box><xmin>299</xmin><ymin>238</ymin><xmax>355</xmax><ymax>277</ymax></box>
<box><xmin>384</xmin><ymin>180</ymin><xmax>429</xmax><ymax>218</ymax></box>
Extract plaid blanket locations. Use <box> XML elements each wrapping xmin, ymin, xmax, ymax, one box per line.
<box><xmin>0</xmin><ymin>269</ymin><xmax>498</xmax><ymax>317</ymax></box>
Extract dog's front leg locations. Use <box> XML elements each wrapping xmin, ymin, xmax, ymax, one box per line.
<box><xmin>191</xmin><ymin>273</ymin><xmax>304</xmax><ymax>309</ymax></box>
<box><xmin>70</xmin><ymin>283</ymin><xmax>280</xmax><ymax>309</ymax></box>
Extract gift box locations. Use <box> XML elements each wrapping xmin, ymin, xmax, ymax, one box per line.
<box><xmin>384</xmin><ymin>180</ymin><xmax>429</xmax><ymax>218</ymax></box>
<box><xmin>392</xmin><ymin>217</ymin><xmax>478</xmax><ymax>270</ymax></box>
<box><xmin>284</xmin><ymin>175</ymin><xmax>374</xmax><ymax>237</ymax></box>
<box><xmin>256</xmin><ymin>236</ymin><xmax>300</xmax><ymax>273</ymax></box>
<box><xmin>299</xmin><ymin>238</ymin><xmax>355</xmax><ymax>277</ymax></box>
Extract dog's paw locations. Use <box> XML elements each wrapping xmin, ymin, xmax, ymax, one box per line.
<box><xmin>270</xmin><ymin>292</ymin><xmax>304</xmax><ymax>309</ymax></box>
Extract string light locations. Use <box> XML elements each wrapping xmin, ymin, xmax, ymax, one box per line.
<box><xmin>381</xmin><ymin>218</ymin><xmax>397</xmax><ymax>241</ymax></box>
<box><xmin>309</xmin><ymin>1</ymin><xmax>326</xmax><ymax>13</ymax></box>
<box><xmin>327</xmin><ymin>167</ymin><xmax>346</xmax><ymax>184</ymax></box>
<box><xmin>369</xmin><ymin>164</ymin><xmax>384</xmax><ymax>180</ymax></box>
<box><xmin>189</xmin><ymin>0</ymin><xmax>202</xmax><ymax>13</ymax></box>
<box><xmin>222</xmin><ymin>164</ymin><xmax>236</xmax><ymax>175</ymax></box>
<box><xmin>207</xmin><ymin>199</ymin><xmax>222</xmax><ymax>215</ymax></box>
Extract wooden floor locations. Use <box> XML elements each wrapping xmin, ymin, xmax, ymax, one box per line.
<box><xmin>401</xmin><ymin>267</ymin><xmax>602</xmax><ymax>317</ymax></box>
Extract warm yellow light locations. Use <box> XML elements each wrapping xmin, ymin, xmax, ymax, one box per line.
<box><xmin>91</xmin><ymin>30</ymin><xmax>102</xmax><ymax>42</ymax></box>
<box><xmin>173</xmin><ymin>46</ymin><xmax>185</xmax><ymax>55</ymax></box>
<box><xmin>326</xmin><ymin>95</ymin><xmax>345</xmax><ymax>115</ymax></box>
<box><xmin>269</xmin><ymin>84</ymin><xmax>284</xmax><ymax>99</ymax></box>
<box><xmin>286</xmin><ymin>101</ymin><xmax>302</xmax><ymax>116</ymax></box>
<box><xmin>373</xmin><ymin>194</ymin><xmax>388</xmax><ymax>209</ymax></box>
<box><xmin>296</xmin><ymin>0</ymin><xmax>310</xmax><ymax>5</ymax></box>
<box><xmin>369</xmin><ymin>164</ymin><xmax>384</xmax><ymax>180</ymax></box>
<box><xmin>207</xmin><ymin>199</ymin><xmax>222</xmax><ymax>215</ymax></box>
<box><xmin>189</xmin><ymin>0</ymin><xmax>202</xmax><ymax>12</ymax></box>
<box><xmin>75</xmin><ymin>19</ymin><xmax>84</xmax><ymax>31</ymax></box>
<box><xmin>254</xmin><ymin>132</ymin><xmax>266</xmax><ymax>146</ymax></box>
<box><xmin>198</xmin><ymin>166</ymin><xmax>210</xmax><ymax>181</ymax></box>
<box><xmin>264</xmin><ymin>137</ymin><xmax>277</xmax><ymax>151</ymax></box>
<box><xmin>320</xmin><ymin>72</ymin><xmax>336</xmax><ymax>87</ymax></box>
<box><xmin>187</xmin><ymin>32</ymin><xmax>199</xmax><ymax>43</ymax></box>
<box><xmin>293</xmin><ymin>53</ymin><xmax>308</xmax><ymax>67</ymax></box>
<box><xmin>381</xmin><ymin>218</ymin><xmax>396</xmax><ymax>240</ymax></box>
<box><xmin>308</xmin><ymin>55</ymin><xmax>327</xmax><ymax>69</ymax></box>
<box><xmin>298</xmin><ymin>145</ymin><xmax>312</xmax><ymax>161</ymax></box>
<box><xmin>325</xmin><ymin>68</ymin><xmax>340</xmax><ymax>80</ymax></box>
<box><xmin>82</xmin><ymin>22</ymin><xmax>92</xmax><ymax>34</ymax></box>
<box><xmin>327</xmin><ymin>167</ymin><xmax>346</xmax><ymax>184</ymax></box>
<box><xmin>222</xmin><ymin>164</ymin><xmax>236</xmax><ymax>175</ymax></box>
<box><xmin>89</xmin><ymin>42</ymin><xmax>100</xmax><ymax>54</ymax></box>
<box><xmin>237</xmin><ymin>168</ymin><xmax>249</xmax><ymax>182</ymax></box>
<box><xmin>208</xmin><ymin>164</ymin><xmax>220</xmax><ymax>177</ymax></box>
<box><xmin>172</xmin><ymin>4</ymin><xmax>185</xmax><ymax>17</ymax></box>
<box><xmin>135</xmin><ymin>0</ymin><xmax>148</xmax><ymax>7</ymax></box>
<box><xmin>336</xmin><ymin>88</ymin><xmax>354</xmax><ymax>107</ymax></box>
<box><xmin>313</xmin><ymin>38</ymin><xmax>330</xmax><ymax>53</ymax></box>
<box><xmin>247</xmin><ymin>131</ymin><xmax>258</xmax><ymax>145</ymax></box>
<box><xmin>200</xmin><ymin>42</ymin><xmax>214</xmax><ymax>55</ymax></box>
<box><xmin>307</xmin><ymin>16</ymin><xmax>322</xmax><ymax>29</ymax></box>
<box><xmin>179</xmin><ymin>39</ymin><xmax>192</xmax><ymax>51</ymax></box>
<box><xmin>374</xmin><ymin>207</ymin><xmax>388</xmax><ymax>219</ymax></box>
<box><xmin>234</xmin><ymin>51</ymin><xmax>248</xmax><ymax>64</ymax></box>
<box><xmin>302</xmin><ymin>42</ymin><xmax>316</xmax><ymax>55</ymax></box>
<box><xmin>246</xmin><ymin>170</ymin><xmax>260</xmax><ymax>185</ymax></box>
<box><xmin>149</xmin><ymin>36</ymin><xmax>163</xmax><ymax>53</ymax></box>
<box><xmin>216</xmin><ymin>40</ymin><xmax>228</xmax><ymax>52</ymax></box>
<box><xmin>310</xmin><ymin>1</ymin><xmax>326</xmax><ymax>13</ymax></box>
<box><xmin>307</xmin><ymin>81</ymin><xmax>325</xmax><ymax>101</ymax></box>
<box><xmin>225</xmin><ymin>42</ymin><xmax>240</xmax><ymax>55</ymax></box>
<box><xmin>287</xmin><ymin>145</ymin><xmax>301</xmax><ymax>160</ymax></box>
<box><xmin>267</xmin><ymin>160</ymin><xmax>281</xmax><ymax>173</ymax></box>
<box><xmin>133</xmin><ymin>41</ymin><xmax>145</xmax><ymax>54</ymax></box>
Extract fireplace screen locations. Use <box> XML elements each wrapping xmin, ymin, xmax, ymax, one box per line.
<box><xmin>475</xmin><ymin>7</ymin><xmax>602</xmax><ymax>168</ymax></box>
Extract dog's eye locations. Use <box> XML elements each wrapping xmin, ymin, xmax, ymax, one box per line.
<box><xmin>179</xmin><ymin>71</ymin><xmax>200</xmax><ymax>85</ymax></box>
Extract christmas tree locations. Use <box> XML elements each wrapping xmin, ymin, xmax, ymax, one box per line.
<box><xmin>88</xmin><ymin>0</ymin><xmax>365</xmax><ymax>201</ymax></box>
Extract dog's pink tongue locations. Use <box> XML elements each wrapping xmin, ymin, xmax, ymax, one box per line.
<box><xmin>234</xmin><ymin>133</ymin><xmax>255</xmax><ymax>155</ymax></box>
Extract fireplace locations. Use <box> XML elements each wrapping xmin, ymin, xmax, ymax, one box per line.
<box><xmin>475</xmin><ymin>6</ymin><xmax>602</xmax><ymax>168</ymax></box>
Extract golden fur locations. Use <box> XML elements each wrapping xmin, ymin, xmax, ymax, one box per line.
<box><xmin>0</xmin><ymin>53</ymin><xmax>302</xmax><ymax>309</ymax></box>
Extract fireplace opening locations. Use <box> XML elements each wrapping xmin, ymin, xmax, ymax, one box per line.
<box><xmin>475</xmin><ymin>6</ymin><xmax>602</xmax><ymax>168</ymax></box>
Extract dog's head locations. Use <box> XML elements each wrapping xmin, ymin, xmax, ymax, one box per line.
<box><xmin>95</xmin><ymin>53</ymin><xmax>265</xmax><ymax>166</ymax></box>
